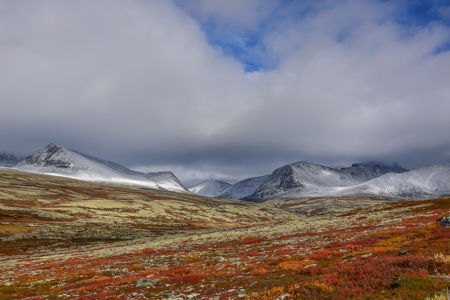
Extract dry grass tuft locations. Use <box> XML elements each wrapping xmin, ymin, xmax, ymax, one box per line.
<box><xmin>426</xmin><ymin>289</ymin><xmax>450</xmax><ymax>300</ymax></box>
<box><xmin>434</xmin><ymin>253</ymin><xmax>450</xmax><ymax>264</ymax></box>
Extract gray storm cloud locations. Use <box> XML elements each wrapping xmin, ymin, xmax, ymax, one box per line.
<box><xmin>1</xmin><ymin>0</ymin><xmax>450</xmax><ymax>185</ymax></box>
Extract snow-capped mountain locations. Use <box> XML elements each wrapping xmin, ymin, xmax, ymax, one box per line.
<box><xmin>339</xmin><ymin>163</ymin><xmax>450</xmax><ymax>199</ymax></box>
<box><xmin>188</xmin><ymin>180</ymin><xmax>231</xmax><ymax>197</ymax></box>
<box><xmin>246</xmin><ymin>161</ymin><xmax>408</xmax><ymax>202</ymax></box>
<box><xmin>14</xmin><ymin>143</ymin><xmax>188</xmax><ymax>192</ymax></box>
<box><xmin>0</xmin><ymin>152</ymin><xmax>22</xmax><ymax>167</ymax></box>
<box><xmin>217</xmin><ymin>175</ymin><xmax>270</xmax><ymax>200</ymax></box>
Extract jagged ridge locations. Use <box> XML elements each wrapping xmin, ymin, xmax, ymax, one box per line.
<box><xmin>246</xmin><ymin>161</ymin><xmax>408</xmax><ymax>202</ymax></box>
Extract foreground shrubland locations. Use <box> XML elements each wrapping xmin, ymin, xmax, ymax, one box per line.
<box><xmin>1</xmin><ymin>170</ymin><xmax>450</xmax><ymax>299</ymax></box>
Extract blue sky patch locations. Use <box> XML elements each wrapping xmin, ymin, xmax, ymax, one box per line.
<box><xmin>177</xmin><ymin>0</ymin><xmax>450</xmax><ymax>72</ymax></box>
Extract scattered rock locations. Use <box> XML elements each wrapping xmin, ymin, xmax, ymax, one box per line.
<box><xmin>440</xmin><ymin>217</ymin><xmax>450</xmax><ymax>228</ymax></box>
<box><xmin>398</xmin><ymin>250</ymin><xmax>408</xmax><ymax>255</ymax></box>
<box><xmin>135</xmin><ymin>279</ymin><xmax>160</xmax><ymax>287</ymax></box>
<box><xmin>276</xmin><ymin>294</ymin><xmax>291</xmax><ymax>300</ymax></box>
<box><xmin>304</xmin><ymin>264</ymin><xmax>317</xmax><ymax>268</ymax></box>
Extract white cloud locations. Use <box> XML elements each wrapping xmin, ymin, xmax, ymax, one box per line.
<box><xmin>1</xmin><ymin>0</ymin><xmax>450</xmax><ymax>181</ymax></box>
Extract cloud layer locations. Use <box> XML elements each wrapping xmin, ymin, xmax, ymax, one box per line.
<box><xmin>1</xmin><ymin>0</ymin><xmax>450</xmax><ymax>185</ymax></box>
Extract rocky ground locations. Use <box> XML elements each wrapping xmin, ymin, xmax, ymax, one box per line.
<box><xmin>1</xmin><ymin>169</ymin><xmax>450</xmax><ymax>299</ymax></box>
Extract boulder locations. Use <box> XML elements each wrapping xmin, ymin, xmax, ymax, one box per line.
<box><xmin>135</xmin><ymin>279</ymin><xmax>160</xmax><ymax>288</ymax></box>
<box><xmin>440</xmin><ymin>217</ymin><xmax>450</xmax><ymax>228</ymax></box>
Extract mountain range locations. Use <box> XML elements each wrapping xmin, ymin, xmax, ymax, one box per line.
<box><xmin>241</xmin><ymin>161</ymin><xmax>450</xmax><ymax>201</ymax></box>
<box><xmin>245</xmin><ymin>161</ymin><xmax>408</xmax><ymax>202</ymax></box>
<box><xmin>337</xmin><ymin>163</ymin><xmax>450</xmax><ymax>199</ymax></box>
<box><xmin>2</xmin><ymin>143</ymin><xmax>449</xmax><ymax>201</ymax></box>
<box><xmin>187</xmin><ymin>161</ymin><xmax>410</xmax><ymax>201</ymax></box>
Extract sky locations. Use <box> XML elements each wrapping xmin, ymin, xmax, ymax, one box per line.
<box><xmin>1</xmin><ymin>0</ymin><xmax>450</xmax><ymax>186</ymax></box>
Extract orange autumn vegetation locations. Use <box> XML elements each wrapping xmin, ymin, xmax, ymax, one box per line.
<box><xmin>1</xmin><ymin>197</ymin><xmax>450</xmax><ymax>299</ymax></box>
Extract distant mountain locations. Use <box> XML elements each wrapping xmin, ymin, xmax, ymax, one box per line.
<box><xmin>218</xmin><ymin>175</ymin><xmax>270</xmax><ymax>200</ymax></box>
<box><xmin>338</xmin><ymin>162</ymin><xmax>408</xmax><ymax>178</ymax></box>
<box><xmin>339</xmin><ymin>163</ymin><xmax>450</xmax><ymax>199</ymax></box>
<box><xmin>246</xmin><ymin>161</ymin><xmax>408</xmax><ymax>202</ymax></box>
<box><xmin>188</xmin><ymin>180</ymin><xmax>231</xmax><ymax>197</ymax></box>
<box><xmin>14</xmin><ymin>143</ymin><xmax>188</xmax><ymax>192</ymax></box>
<box><xmin>0</xmin><ymin>152</ymin><xmax>22</xmax><ymax>167</ymax></box>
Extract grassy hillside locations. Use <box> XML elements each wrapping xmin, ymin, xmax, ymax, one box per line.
<box><xmin>1</xmin><ymin>168</ymin><xmax>450</xmax><ymax>299</ymax></box>
<box><xmin>0</xmin><ymin>168</ymin><xmax>295</xmax><ymax>248</ymax></box>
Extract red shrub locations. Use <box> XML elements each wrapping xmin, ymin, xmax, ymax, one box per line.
<box><xmin>141</xmin><ymin>248</ymin><xmax>155</xmax><ymax>253</ymax></box>
<box><xmin>325</xmin><ymin>237</ymin><xmax>380</xmax><ymax>250</ymax></box>
<box><xmin>300</xmin><ymin>266</ymin><xmax>327</xmax><ymax>276</ymax></box>
<box><xmin>351</xmin><ymin>237</ymin><xmax>381</xmax><ymax>247</ymax></box>
<box><xmin>357</xmin><ymin>216</ymin><xmax>368</xmax><ymax>220</ymax></box>
<box><xmin>246</xmin><ymin>250</ymin><xmax>266</xmax><ymax>256</ymax></box>
<box><xmin>277</xmin><ymin>248</ymin><xmax>296</xmax><ymax>255</ymax></box>
<box><xmin>432</xmin><ymin>228</ymin><xmax>450</xmax><ymax>239</ymax></box>
<box><xmin>266</xmin><ymin>245</ymin><xmax>285</xmax><ymax>251</ymax></box>
<box><xmin>169</xmin><ymin>274</ymin><xmax>206</xmax><ymax>283</ymax></box>
<box><xmin>390</xmin><ymin>256</ymin><xmax>428</xmax><ymax>269</ymax></box>
<box><xmin>310</xmin><ymin>250</ymin><xmax>335</xmax><ymax>260</ymax></box>
<box><xmin>162</xmin><ymin>268</ymin><xmax>192</xmax><ymax>277</ymax></box>
<box><xmin>358</xmin><ymin>225</ymin><xmax>375</xmax><ymax>230</ymax></box>
<box><xmin>242</xmin><ymin>238</ymin><xmax>267</xmax><ymax>245</ymax></box>
<box><xmin>323</xmin><ymin>273</ymin><xmax>342</xmax><ymax>286</ymax></box>
<box><xmin>346</xmin><ymin>245</ymin><xmax>361</xmax><ymax>251</ymax></box>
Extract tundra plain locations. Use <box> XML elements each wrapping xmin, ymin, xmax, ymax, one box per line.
<box><xmin>1</xmin><ymin>169</ymin><xmax>450</xmax><ymax>299</ymax></box>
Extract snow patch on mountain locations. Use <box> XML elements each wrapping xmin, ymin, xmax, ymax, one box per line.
<box><xmin>188</xmin><ymin>180</ymin><xmax>231</xmax><ymax>197</ymax></box>
<box><xmin>246</xmin><ymin>161</ymin><xmax>408</xmax><ymax>202</ymax></box>
<box><xmin>339</xmin><ymin>163</ymin><xmax>450</xmax><ymax>199</ymax></box>
<box><xmin>14</xmin><ymin>143</ymin><xmax>188</xmax><ymax>192</ymax></box>
<box><xmin>218</xmin><ymin>175</ymin><xmax>269</xmax><ymax>200</ymax></box>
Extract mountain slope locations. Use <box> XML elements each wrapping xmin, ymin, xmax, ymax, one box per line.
<box><xmin>218</xmin><ymin>175</ymin><xmax>269</xmax><ymax>200</ymax></box>
<box><xmin>340</xmin><ymin>163</ymin><xmax>450</xmax><ymax>199</ymax></box>
<box><xmin>247</xmin><ymin>161</ymin><xmax>408</xmax><ymax>201</ymax></box>
<box><xmin>338</xmin><ymin>162</ymin><xmax>407</xmax><ymax>179</ymax></box>
<box><xmin>188</xmin><ymin>180</ymin><xmax>231</xmax><ymax>197</ymax></box>
<box><xmin>0</xmin><ymin>152</ymin><xmax>22</xmax><ymax>167</ymax></box>
<box><xmin>14</xmin><ymin>143</ymin><xmax>187</xmax><ymax>192</ymax></box>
